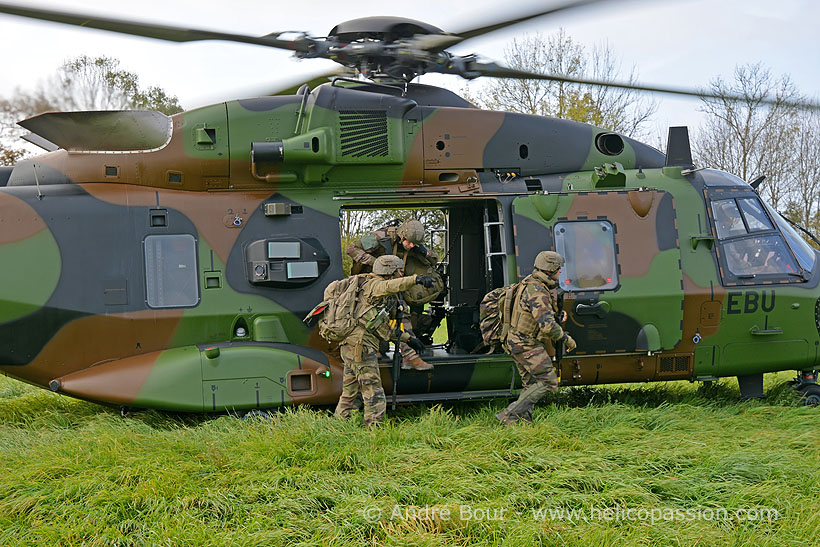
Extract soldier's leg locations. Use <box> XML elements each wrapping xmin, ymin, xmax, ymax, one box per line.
<box><xmin>356</xmin><ymin>348</ymin><xmax>387</xmax><ymax>426</ymax></box>
<box><xmin>514</xmin><ymin>359</ymin><xmax>536</xmax><ymax>388</ymax></box>
<box><xmin>409</xmin><ymin>306</ymin><xmax>422</xmax><ymax>333</ymax></box>
<box><xmin>497</xmin><ymin>347</ymin><xmax>557</xmax><ymax>425</ymax></box>
<box><xmin>399</xmin><ymin>315</ymin><xmax>433</xmax><ymax>370</ymax></box>
<box><xmin>400</xmin><ymin>344</ymin><xmax>433</xmax><ymax>370</ymax></box>
<box><xmin>334</xmin><ymin>346</ymin><xmax>362</xmax><ymax>419</ymax></box>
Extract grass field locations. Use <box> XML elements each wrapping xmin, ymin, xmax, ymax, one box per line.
<box><xmin>1</xmin><ymin>372</ymin><xmax>818</xmax><ymax>546</ymax></box>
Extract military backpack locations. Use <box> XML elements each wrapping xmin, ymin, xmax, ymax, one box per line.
<box><xmin>304</xmin><ymin>275</ymin><xmax>374</xmax><ymax>342</ymax></box>
<box><xmin>478</xmin><ymin>282</ymin><xmax>523</xmax><ymax>349</ymax></box>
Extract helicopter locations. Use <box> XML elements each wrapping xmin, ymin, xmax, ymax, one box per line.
<box><xmin>1</xmin><ymin>0</ymin><xmax>820</xmax><ymax>413</ymax></box>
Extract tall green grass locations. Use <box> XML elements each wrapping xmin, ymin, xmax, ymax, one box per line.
<box><xmin>0</xmin><ymin>372</ymin><xmax>817</xmax><ymax>546</ymax></box>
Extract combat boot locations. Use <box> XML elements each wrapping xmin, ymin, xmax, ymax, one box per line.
<box><xmin>495</xmin><ymin>410</ymin><xmax>518</xmax><ymax>426</ymax></box>
<box><xmin>401</xmin><ymin>349</ymin><xmax>433</xmax><ymax>370</ymax></box>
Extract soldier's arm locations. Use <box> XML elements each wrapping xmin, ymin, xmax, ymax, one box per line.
<box><xmin>369</xmin><ymin>275</ymin><xmax>418</xmax><ymax>299</ymax></box>
<box><xmin>527</xmin><ymin>291</ymin><xmax>565</xmax><ymax>343</ymax></box>
<box><xmin>421</xmin><ymin>246</ymin><xmax>439</xmax><ymax>264</ymax></box>
<box><xmin>346</xmin><ymin>232</ymin><xmax>381</xmax><ymax>266</ymax></box>
<box><xmin>409</xmin><ymin>242</ymin><xmax>438</xmax><ymax>264</ymax></box>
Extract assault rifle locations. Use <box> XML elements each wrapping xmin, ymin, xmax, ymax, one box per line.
<box><xmin>391</xmin><ymin>296</ymin><xmax>403</xmax><ymax>411</ymax></box>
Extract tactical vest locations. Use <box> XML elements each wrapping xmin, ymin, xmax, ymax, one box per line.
<box><xmin>509</xmin><ymin>274</ymin><xmax>558</xmax><ymax>339</ymax></box>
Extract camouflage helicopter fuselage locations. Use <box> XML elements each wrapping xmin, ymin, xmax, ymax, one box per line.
<box><xmin>1</xmin><ymin>81</ymin><xmax>817</xmax><ymax>411</ymax></box>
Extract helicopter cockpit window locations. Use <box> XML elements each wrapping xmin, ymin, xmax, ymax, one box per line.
<box><xmin>554</xmin><ymin>221</ymin><xmax>618</xmax><ymax>291</ymax></box>
<box><xmin>711</xmin><ymin>199</ymin><xmax>746</xmax><ymax>239</ymax></box>
<box><xmin>737</xmin><ymin>198</ymin><xmax>773</xmax><ymax>232</ymax></box>
<box><xmin>144</xmin><ymin>234</ymin><xmax>199</xmax><ymax>308</ymax></box>
<box><xmin>763</xmin><ymin>202</ymin><xmax>817</xmax><ymax>272</ymax></box>
<box><xmin>722</xmin><ymin>235</ymin><xmax>799</xmax><ymax>277</ymax></box>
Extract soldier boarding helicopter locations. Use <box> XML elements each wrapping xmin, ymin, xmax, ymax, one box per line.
<box><xmin>1</xmin><ymin>0</ymin><xmax>820</xmax><ymax>413</ymax></box>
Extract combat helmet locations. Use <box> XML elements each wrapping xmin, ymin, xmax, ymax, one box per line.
<box><xmin>373</xmin><ymin>255</ymin><xmax>404</xmax><ymax>276</ymax></box>
<box><xmin>534</xmin><ymin>251</ymin><xmax>564</xmax><ymax>274</ymax></box>
<box><xmin>397</xmin><ymin>219</ymin><xmax>425</xmax><ymax>245</ymax></box>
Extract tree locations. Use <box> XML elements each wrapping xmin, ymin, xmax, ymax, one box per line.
<box><xmin>786</xmin><ymin>109</ymin><xmax>820</xmax><ymax>232</ymax></box>
<box><xmin>693</xmin><ymin>64</ymin><xmax>801</xmax><ymax>209</ymax></box>
<box><xmin>462</xmin><ymin>30</ymin><xmax>657</xmax><ymax>138</ymax></box>
<box><xmin>20</xmin><ymin>55</ymin><xmax>183</xmax><ymax>114</ymax></box>
<box><xmin>0</xmin><ymin>55</ymin><xmax>183</xmax><ymax>160</ymax></box>
<box><xmin>0</xmin><ymin>145</ymin><xmax>25</xmax><ymax>166</ymax></box>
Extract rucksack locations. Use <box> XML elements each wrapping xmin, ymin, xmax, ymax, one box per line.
<box><xmin>478</xmin><ymin>282</ymin><xmax>523</xmax><ymax>349</ymax></box>
<box><xmin>304</xmin><ymin>275</ymin><xmax>374</xmax><ymax>342</ymax></box>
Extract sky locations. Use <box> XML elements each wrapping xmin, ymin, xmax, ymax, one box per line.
<box><xmin>0</xmin><ymin>0</ymin><xmax>818</xmax><ymax>145</ymax></box>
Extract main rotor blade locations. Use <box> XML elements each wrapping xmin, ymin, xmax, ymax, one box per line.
<box><xmin>0</xmin><ymin>2</ymin><xmax>311</xmax><ymax>52</ymax></box>
<box><xmin>439</xmin><ymin>0</ymin><xmax>611</xmax><ymax>50</ymax></box>
<box><xmin>469</xmin><ymin>62</ymin><xmax>820</xmax><ymax>110</ymax></box>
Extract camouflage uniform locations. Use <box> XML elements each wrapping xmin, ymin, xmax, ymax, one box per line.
<box><xmin>497</xmin><ymin>268</ymin><xmax>569</xmax><ymax>425</ymax></box>
<box><xmin>347</xmin><ymin>223</ymin><xmax>440</xmax><ymax>369</ymax></box>
<box><xmin>348</xmin><ymin>225</ymin><xmax>400</xmax><ymax>275</ymax></box>
<box><xmin>347</xmin><ymin>224</ymin><xmax>439</xmax><ymax>276</ymax></box>
<box><xmin>334</xmin><ymin>273</ymin><xmax>419</xmax><ymax>425</ymax></box>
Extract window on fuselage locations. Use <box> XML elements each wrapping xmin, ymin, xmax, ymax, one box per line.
<box><xmin>144</xmin><ymin>234</ymin><xmax>199</xmax><ymax>308</ymax></box>
<box><xmin>554</xmin><ymin>221</ymin><xmax>618</xmax><ymax>291</ymax></box>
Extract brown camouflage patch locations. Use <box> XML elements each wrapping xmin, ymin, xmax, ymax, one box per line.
<box><xmin>0</xmin><ymin>191</ymin><xmax>47</xmax><ymax>244</ymax></box>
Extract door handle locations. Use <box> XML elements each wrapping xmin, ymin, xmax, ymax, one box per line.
<box><xmin>575</xmin><ymin>301</ymin><xmax>610</xmax><ymax>319</ymax></box>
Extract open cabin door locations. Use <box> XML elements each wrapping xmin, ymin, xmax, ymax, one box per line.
<box><xmin>511</xmin><ymin>191</ymin><xmax>684</xmax><ymax>360</ymax></box>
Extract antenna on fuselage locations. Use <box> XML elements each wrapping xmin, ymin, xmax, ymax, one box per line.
<box><xmin>665</xmin><ymin>126</ymin><xmax>694</xmax><ymax>169</ymax></box>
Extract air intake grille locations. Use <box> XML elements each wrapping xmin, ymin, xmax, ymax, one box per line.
<box><xmin>339</xmin><ymin>110</ymin><xmax>389</xmax><ymax>157</ymax></box>
<box><xmin>659</xmin><ymin>356</ymin><xmax>690</xmax><ymax>373</ymax></box>
<box><xmin>815</xmin><ymin>297</ymin><xmax>820</xmax><ymax>336</ymax></box>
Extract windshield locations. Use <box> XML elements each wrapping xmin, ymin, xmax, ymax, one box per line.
<box><xmin>723</xmin><ymin>235</ymin><xmax>799</xmax><ymax>277</ymax></box>
<box><xmin>763</xmin><ymin>203</ymin><xmax>816</xmax><ymax>272</ymax></box>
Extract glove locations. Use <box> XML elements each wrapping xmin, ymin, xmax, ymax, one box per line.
<box><xmin>406</xmin><ymin>337</ymin><xmax>425</xmax><ymax>354</ymax></box>
<box><xmin>562</xmin><ymin>333</ymin><xmax>577</xmax><ymax>352</ymax></box>
<box><xmin>379</xmin><ymin>340</ymin><xmax>391</xmax><ymax>357</ymax></box>
<box><xmin>412</xmin><ymin>243</ymin><xmax>429</xmax><ymax>256</ymax></box>
<box><xmin>415</xmin><ymin>275</ymin><xmax>434</xmax><ymax>288</ymax></box>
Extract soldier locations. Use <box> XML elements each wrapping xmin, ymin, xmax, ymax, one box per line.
<box><xmin>496</xmin><ymin>251</ymin><xmax>576</xmax><ymax>426</ymax></box>
<box><xmin>347</xmin><ymin>219</ymin><xmax>441</xmax><ymax>370</ymax></box>
<box><xmin>335</xmin><ymin>255</ymin><xmax>434</xmax><ymax>426</ymax></box>
<box><xmin>348</xmin><ymin>219</ymin><xmax>438</xmax><ymax>275</ymax></box>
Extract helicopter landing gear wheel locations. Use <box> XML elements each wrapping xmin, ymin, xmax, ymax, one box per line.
<box><xmin>799</xmin><ymin>384</ymin><xmax>820</xmax><ymax>406</ymax></box>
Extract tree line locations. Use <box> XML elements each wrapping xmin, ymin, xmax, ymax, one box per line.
<box><xmin>1</xmin><ymin>55</ymin><xmax>182</xmax><ymax>165</ymax></box>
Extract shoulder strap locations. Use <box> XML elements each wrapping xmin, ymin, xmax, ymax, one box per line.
<box><xmin>510</xmin><ymin>276</ymin><xmax>531</xmax><ymax>318</ymax></box>
<box><xmin>501</xmin><ymin>281</ymin><xmax>526</xmax><ymax>339</ymax></box>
